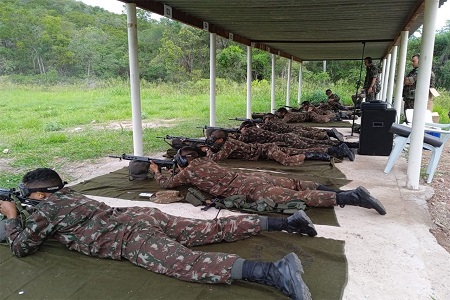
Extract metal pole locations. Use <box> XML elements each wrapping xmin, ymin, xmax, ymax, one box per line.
<box><xmin>286</xmin><ymin>58</ymin><xmax>292</xmax><ymax>107</ymax></box>
<box><xmin>394</xmin><ymin>31</ymin><xmax>409</xmax><ymax>122</ymax></box>
<box><xmin>297</xmin><ymin>62</ymin><xmax>303</xmax><ymax>106</ymax></box>
<box><xmin>126</xmin><ymin>3</ymin><xmax>143</xmax><ymax>156</ymax></box>
<box><xmin>406</xmin><ymin>0</ymin><xmax>439</xmax><ymax>189</ymax></box>
<box><xmin>378</xmin><ymin>58</ymin><xmax>387</xmax><ymax>100</ymax></box>
<box><xmin>386</xmin><ymin>47</ymin><xmax>398</xmax><ymax>105</ymax></box>
<box><xmin>246</xmin><ymin>46</ymin><xmax>252</xmax><ymax>119</ymax></box>
<box><xmin>271</xmin><ymin>54</ymin><xmax>276</xmax><ymax>113</ymax></box>
<box><xmin>209</xmin><ymin>33</ymin><xmax>216</xmax><ymax>126</ymax></box>
<box><xmin>381</xmin><ymin>53</ymin><xmax>391</xmax><ymax>101</ymax></box>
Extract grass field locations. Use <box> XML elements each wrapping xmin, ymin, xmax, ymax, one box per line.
<box><xmin>1</xmin><ymin>77</ymin><xmax>449</xmax><ymax>187</ymax></box>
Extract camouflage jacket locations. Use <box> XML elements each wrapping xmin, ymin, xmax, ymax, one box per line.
<box><xmin>5</xmin><ymin>188</ymin><xmax>143</xmax><ymax>259</ymax></box>
<box><xmin>205</xmin><ymin>138</ymin><xmax>263</xmax><ymax>161</ymax></box>
<box><xmin>238</xmin><ymin>127</ymin><xmax>286</xmax><ymax>144</ymax></box>
<box><xmin>154</xmin><ymin>157</ymin><xmax>241</xmax><ymax>197</ymax></box>
<box><xmin>281</xmin><ymin>112</ymin><xmax>309</xmax><ymax>123</ymax></box>
<box><xmin>259</xmin><ymin>118</ymin><xmax>293</xmax><ymax>134</ymax></box>
<box><xmin>403</xmin><ymin>68</ymin><xmax>436</xmax><ymax>99</ymax></box>
<box><xmin>363</xmin><ymin>64</ymin><xmax>381</xmax><ymax>92</ymax></box>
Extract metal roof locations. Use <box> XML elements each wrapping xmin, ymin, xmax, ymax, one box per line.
<box><xmin>118</xmin><ymin>0</ymin><xmax>447</xmax><ymax>62</ymax></box>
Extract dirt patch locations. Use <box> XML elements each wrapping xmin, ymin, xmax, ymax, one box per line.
<box><xmin>424</xmin><ymin>141</ymin><xmax>450</xmax><ymax>253</ymax></box>
<box><xmin>68</xmin><ymin>119</ymin><xmax>177</xmax><ymax>132</ymax></box>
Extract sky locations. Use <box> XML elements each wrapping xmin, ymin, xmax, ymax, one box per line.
<box><xmin>78</xmin><ymin>0</ymin><xmax>449</xmax><ymax>30</ymax></box>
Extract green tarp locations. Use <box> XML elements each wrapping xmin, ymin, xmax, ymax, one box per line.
<box><xmin>0</xmin><ymin>232</ymin><xmax>347</xmax><ymax>300</ymax></box>
<box><xmin>0</xmin><ymin>159</ymin><xmax>349</xmax><ymax>300</ymax></box>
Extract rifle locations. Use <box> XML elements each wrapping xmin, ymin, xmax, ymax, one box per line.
<box><xmin>0</xmin><ymin>187</ymin><xmax>38</xmax><ymax>233</ymax></box>
<box><xmin>156</xmin><ymin>135</ymin><xmax>211</xmax><ymax>150</ymax></box>
<box><xmin>108</xmin><ymin>154</ymin><xmax>176</xmax><ymax>174</ymax></box>
<box><xmin>0</xmin><ymin>187</ymin><xmax>39</xmax><ymax>207</ymax></box>
<box><xmin>196</xmin><ymin>126</ymin><xmax>239</xmax><ymax>134</ymax></box>
<box><xmin>228</xmin><ymin>117</ymin><xmax>263</xmax><ymax>124</ymax></box>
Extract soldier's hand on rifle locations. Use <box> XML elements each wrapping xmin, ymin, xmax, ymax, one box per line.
<box><xmin>199</xmin><ymin>146</ymin><xmax>210</xmax><ymax>153</ymax></box>
<box><xmin>0</xmin><ymin>200</ymin><xmax>17</xmax><ymax>219</ymax></box>
<box><xmin>149</xmin><ymin>161</ymin><xmax>160</xmax><ymax>174</ymax></box>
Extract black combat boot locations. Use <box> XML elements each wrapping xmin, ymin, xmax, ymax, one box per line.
<box><xmin>336</xmin><ymin>186</ymin><xmax>386</xmax><ymax>215</ymax></box>
<box><xmin>242</xmin><ymin>253</ymin><xmax>312</xmax><ymax>300</ymax></box>
<box><xmin>327</xmin><ymin>143</ymin><xmax>355</xmax><ymax>161</ymax></box>
<box><xmin>326</xmin><ymin>128</ymin><xmax>344</xmax><ymax>142</ymax></box>
<box><xmin>267</xmin><ymin>211</ymin><xmax>317</xmax><ymax>237</ymax></box>
<box><xmin>317</xmin><ymin>185</ymin><xmax>341</xmax><ymax>193</ymax></box>
<box><xmin>304</xmin><ymin>152</ymin><xmax>331</xmax><ymax>161</ymax></box>
<box><xmin>343</xmin><ymin>141</ymin><xmax>359</xmax><ymax>149</ymax></box>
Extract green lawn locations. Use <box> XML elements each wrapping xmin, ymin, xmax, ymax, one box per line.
<box><xmin>0</xmin><ymin>78</ymin><xmax>449</xmax><ymax>187</ymax></box>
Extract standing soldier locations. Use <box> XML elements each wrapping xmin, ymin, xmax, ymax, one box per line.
<box><xmin>402</xmin><ymin>54</ymin><xmax>436</xmax><ymax>123</ymax></box>
<box><xmin>363</xmin><ymin>57</ymin><xmax>381</xmax><ymax>101</ymax></box>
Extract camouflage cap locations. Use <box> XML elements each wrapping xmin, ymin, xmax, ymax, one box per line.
<box><xmin>150</xmin><ymin>190</ymin><xmax>184</xmax><ymax>204</ymax></box>
<box><xmin>128</xmin><ymin>160</ymin><xmax>150</xmax><ymax>181</ymax></box>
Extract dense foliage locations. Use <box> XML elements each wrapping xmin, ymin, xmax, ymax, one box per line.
<box><xmin>0</xmin><ymin>0</ymin><xmax>449</xmax><ymax>91</ymax></box>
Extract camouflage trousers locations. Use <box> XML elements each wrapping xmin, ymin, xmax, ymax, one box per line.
<box><xmin>283</xmin><ymin>133</ymin><xmax>338</xmax><ymax>149</ymax></box>
<box><xmin>121</xmin><ymin>207</ymin><xmax>261</xmax><ymax>284</ymax></box>
<box><xmin>225</xmin><ymin>173</ymin><xmax>337</xmax><ymax>206</ymax></box>
<box><xmin>403</xmin><ymin>98</ymin><xmax>415</xmax><ymax>122</ymax></box>
<box><xmin>290</xmin><ymin>125</ymin><xmax>329</xmax><ymax>140</ymax></box>
<box><xmin>308</xmin><ymin>111</ymin><xmax>331</xmax><ymax>123</ymax></box>
<box><xmin>260</xmin><ymin>143</ymin><xmax>308</xmax><ymax>166</ymax></box>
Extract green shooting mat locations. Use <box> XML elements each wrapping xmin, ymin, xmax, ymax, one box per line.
<box><xmin>294</xmin><ymin>121</ymin><xmax>353</xmax><ymax>128</ymax></box>
<box><xmin>71</xmin><ymin>159</ymin><xmax>351</xmax><ymax>226</ymax></box>
<box><xmin>0</xmin><ymin>232</ymin><xmax>347</xmax><ymax>300</ymax></box>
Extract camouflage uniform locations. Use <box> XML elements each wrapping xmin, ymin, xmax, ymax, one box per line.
<box><xmin>281</xmin><ymin>111</ymin><xmax>331</xmax><ymax>123</ymax></box>
<box><xmin>238</xmin><ymin>127</ymin><xmax>337</xmax><ymax>149</ymax></box>
<box><xmin>155</xmin><ymin>157</ymin><xmax>337</xmax><ymax>207</ymax></box>
<box><xmin>206</xmin><ymin>137</ymin><xmax>308</xmax><ymax>166</ymax></box>
<box><xmin>402</xmin><ymin>67</ymin><xmax>436</xmax><ymax>114</ymax></box>
<box><xmin>259</xmin><ymin>118</ymin><xmax>330</xmax><ymax>140</ymax></box>
<box><xmin>5</xmin><ymin>188</ymin><xmax>262</xmax><ymax>284</ymax></box>
<box><xmin>363</xmin><ymin>64</ymin><xmax>381</xmax><ymax>101</ymax></box>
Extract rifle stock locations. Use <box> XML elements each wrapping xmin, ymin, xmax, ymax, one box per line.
<box><xmin>229</xmin><ymin>117</ymin><xmax>263</xmax><ymax>123</ymax></box>
<box><xmin>108</xmin><ymin>154</ymin><xmax>175</xmax><ymax>169</ymax></box>
<box><xmin>196</xmin><ymin>126</ymin><xmax>239</xmax><ymax>133</ymax></box>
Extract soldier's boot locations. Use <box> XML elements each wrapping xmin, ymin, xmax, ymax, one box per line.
<box><xmin>304</xmin><ymin>152</ymin><xmax>331</xmax><ymax>161</ymax></box>
<box><xmin>317</xmin><ymin>185</ymin><xmax>341</xmax><ymax>193</ymax></box>
<box><xmin>343</xmin><ymin>141</ymin><xmax>359</xmax><ymax>149</ymax></box>
<box><xmin>336</xmin><ymin>186</ymin><xmax>386</xmax><ymax>215</ymax></box>
<box><xmin>327</xmin><ymin>143</ymin><xmax>355</xmax><ymax>161</ymax></box>
<box><xmin>326</xmin><ymin>128</ymin><xmax>344</xmax><ymax>142</ymax></box>
<box><xmin>267</xmin><ymin>211</ymin><xmax>317</xmax><ymax>237</ymax></box>
<box><xmin>242</xmin><ymin>253</ymin><xmax>312</xmax><ymax>300</ymax></box>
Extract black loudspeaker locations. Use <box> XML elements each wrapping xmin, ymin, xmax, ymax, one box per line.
<box><xmin>358</xmin><ymin>108</ymin><xmax>396</xmax><ymax>156</ymax></box>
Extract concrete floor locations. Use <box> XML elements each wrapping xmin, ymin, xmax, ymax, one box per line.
<box><xmin>319</xmin><ymin>127</ymin><xmax>450</xmax><ymax>300</ymax></box>
<box><xmin>84</xmin><ymin>126</ymin><xmax>450</xmax><ymax>300</ymax></box>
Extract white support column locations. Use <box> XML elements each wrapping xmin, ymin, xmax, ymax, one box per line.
<box><xmin>381</xmin><ymin>53</ymin><xmax>391</xmax><ymax>101</ymax></box>
<box><xmin>286</xmin><ymin>58</ymin><xmax>292</xmax><ymax>107</ymax></box>
<box><xmin>297</xmin><ymin>62</ymin><xmax>303</xmax><ymax>106</ymax></box>
<box><xmin>246</xmin><ymin>46</ymin><xmax>252</xmax><ymax>119</ymax></box>
<box><xmin>386</xmin><ymin>46</ymin><xmax>398</xmax><ymax>104</ymax></box>
<box><xmin>378</xmin><ymin>58</ymin><xmax>387</xmax><ymax>100</ymax></box>
<box><xmin>271</xmin><ymin>54</ymin><xmax>276</xmax><ymax>113</ymax></box>
<box><xmin>209</xmin><ymin>33</ymin><xmax>217</xmax><ymax>126</ymax></box>
<box><xmin>126</xmin><ymin>3</ymin><xmax>143</xmax><ymax>156</ymax></box>
<box><xmin>394</xmin><ymin>31</ymin><xmax>409</xmax><ymax>122</ymax></box>
<box><xmin>407</xmin><ymin>0</ymin><xmax>439</xmax><ymax>189</ymax></box>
